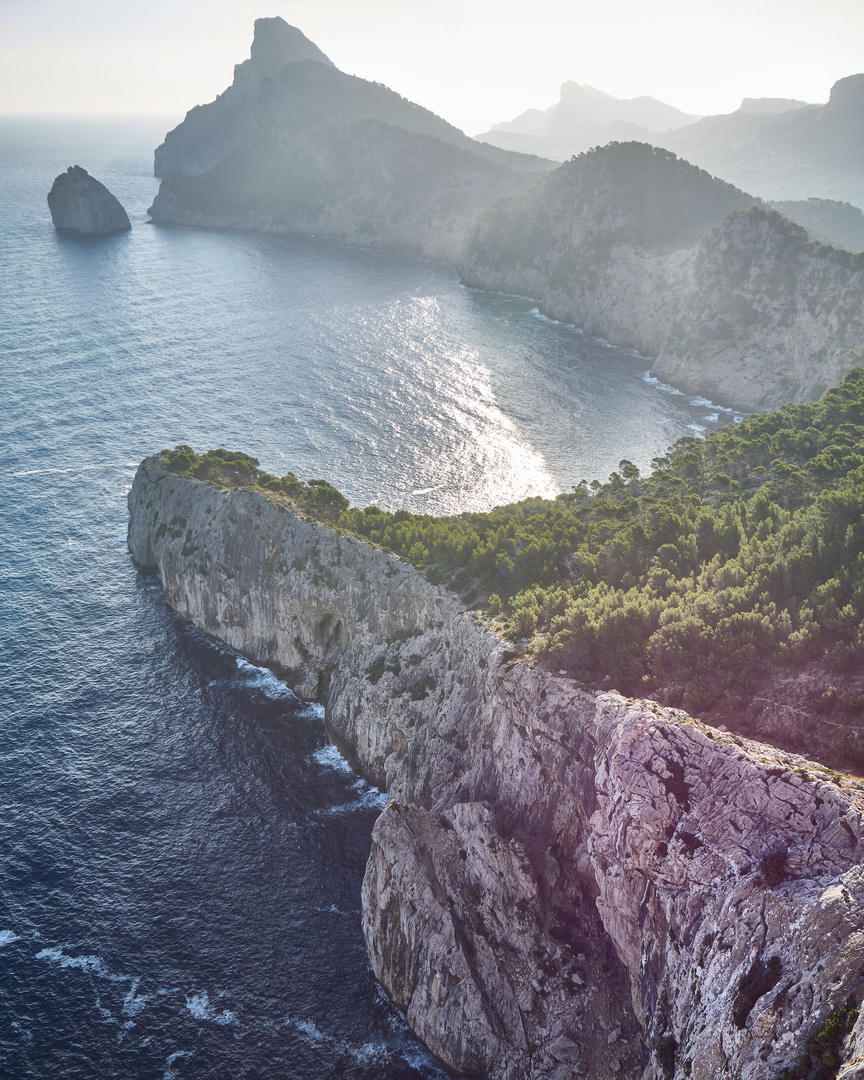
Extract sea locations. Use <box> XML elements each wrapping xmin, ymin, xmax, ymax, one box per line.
<box><xmin>0</xmin><ymin>116</ymin><xmax>738</xmax><ymax>1079</ymax></box>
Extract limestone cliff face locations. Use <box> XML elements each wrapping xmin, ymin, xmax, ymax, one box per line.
<box><xmin>128</xmin><ymin>456</ymin><xmax>864</xmax><ymax>1080</ymax></box>
<box><xmin>148</xmin><ymin>19</ymin><xmax>550</xmax><ymax>261</ymax></box>
<box><xmin>47</xmin><ymin>166</ymin><xmax>131</xmax><ymax>236</ymax></box>
<box><xmin>460</xmin><ymin>157</ymin><xmax>864</xmax><ymax>411</ymax></box>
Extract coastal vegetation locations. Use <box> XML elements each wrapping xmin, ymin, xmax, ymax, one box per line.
<box><xmin>159</xmin><ymin>365</ymin><xmax>864</xmax><ymax>725</ymax></box>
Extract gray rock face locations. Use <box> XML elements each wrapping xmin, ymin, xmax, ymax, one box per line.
<box><xmin>147</xmin><ymin>22</ymin><xmax>864</xmax><ymax>413</ymax></box>
<box><xmin>128</xmin><ymin>457</ymin><xmax>864</xmax><ymax>1080</ymax></box>
<box><xmin>459</xmin><ymin>152</ymin><xmax>864</xmax><ymax>411</ymax></box>
<box><xmin>47</xmin><ymin>166</ymin><xmax>131</xmax><ymax>236</ymax></box>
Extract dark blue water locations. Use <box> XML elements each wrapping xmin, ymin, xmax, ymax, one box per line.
<box><xmin>0</xmin><ymin>117</ymin><xmax>735</xmax><ymax>1079</ymax></box>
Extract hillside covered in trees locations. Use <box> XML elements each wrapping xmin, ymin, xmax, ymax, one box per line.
<box><xmin>159</xmin><ymin>367</ymin><xmax>864</xmax><ymax>766</ymax></box>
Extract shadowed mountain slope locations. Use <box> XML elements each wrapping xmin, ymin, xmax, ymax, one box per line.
<box><xmin>149</xmin><ymin>17</ymin><xmax>554</xmax><ymax>258</ymax></box>
<box><xmin>459</xmin><ymin>143</ymin><xmax>864</xmax><ymax>410</ymax></box>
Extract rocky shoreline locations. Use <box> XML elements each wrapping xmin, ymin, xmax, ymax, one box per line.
<box><xmin>128</xmin><ymin>455</ymin><xmax>864</xmax><ymax>1080</ymax></box>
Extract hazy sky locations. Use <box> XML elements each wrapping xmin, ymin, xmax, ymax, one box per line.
<box><xmin>2</xmin><ymin>0</ymin><xmax>864</xmax><ymax>133</ymax></box>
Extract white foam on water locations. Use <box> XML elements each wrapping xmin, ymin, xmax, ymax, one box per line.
<box><xmin>641</xmin><ymin>371</ymin><xmax>684</xmax><ymax>396</ymax></box>
<box><xmin>311</xmin><ymin>737</ymin><xmax>388</xmax><ymax>812</ymax></box>
<box><xmin>314</xmin><ymin>787</ymin><xmax>389</xmax><ymax>816</ymax></box>
<box><xmin>35</xmin><ymin>947</ymin><xmax>130</xmax><ymax>983</ymax></box>
<box><xmin>687</xmin><ymin>423</ymin><xmax>708</xmax><ymax>437</ymax></box>
<box><xmin>315</xmin><ymin>905</ymin><xmax>357</xmax><ymax>916</ymax></box>
<box><xmin>285</xmin><ymin>1016</ymin><xmax>394</xmax><ymax>1067</ymax></box>
<box><xmin>185</xmin><ymin>990</ymin><xmax>237</xmax><ymax>1026</ymax></box>
<box><xmin>164</xmin><ymin>1050</ymin><xmax>194</xmax><ymax>1080</ymax></box>
<box><xmin>123</xmin><ymin>977</ymin><xmax>152</xmax><ymax>1016</ymax></box>
<box><xmin>528</xmin><ymin>308</ymin><xmax>577</xmax><ymax>328</ymax></box>
<box><xmin>0</xmin><ymin>930</ymin><xmax>19</xmax><ymax>947</ymax></box>
<box><xmin>311</xmin><ymin>743</ymin><xmax>388</xmax><ymax>816</ymax></box>
<box><xmin>312</xmin><ymin>743</ymin><xmax>354</xmax><ymax>775</ymax></box>
<box><xmin>233</xmin><ymin>656</ymin><xmax>298</xmax><ymax>701</ymax></box>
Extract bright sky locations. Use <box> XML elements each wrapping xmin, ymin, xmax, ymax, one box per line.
<box><xmin>2</xmin><ymin>0</ymin><xmax>864</xmax><ymax>133</ymax></box>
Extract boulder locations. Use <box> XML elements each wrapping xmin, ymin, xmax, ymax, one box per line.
<box><xmin>47</xmin><ymin>166</ymin><xmax>131</xmax><ymax>236</ymax></box>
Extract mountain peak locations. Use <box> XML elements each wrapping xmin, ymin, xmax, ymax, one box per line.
<box><xmin>826</xmin><ymin>73</ymin><xmax>864</xmax><ymax>113</ymax></box>
<box><xmin>247</xmin><ymin>16</ymin><xmax>336</xmax><ymax>78</ymax></box>
<box><xmin>737</xmin><ymin>97</ymin><xmax>810</xmax><ymax>115</ymax></box>
<box><xmin>560</xmin><ymin>82</ymin><xmax>617</xmax><ymax>104</ymax></box>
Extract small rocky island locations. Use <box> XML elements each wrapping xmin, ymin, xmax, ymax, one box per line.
<box><xmin>47</xmin><ymin>166</ymin><xmax>131</xmax><ymax>236</ymax></box>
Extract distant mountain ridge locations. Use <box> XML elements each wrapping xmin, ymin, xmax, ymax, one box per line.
<box><xmin>479</xmin><ymin>76</ymin><xmax>864</xmax><ymax>209</ymax></box>
<box><xmin>149</xmin><ymin>21</ymin><xmax>864</xmax><ymax>412</ymax></box>
<box><xmin>660</xmin><ymin>74</ymin><xmax>864</xmax><ymax>207</ymax></box>
<box><xmin>475</xmin><ymin>81</ymin><xmax>700</xmax><ymax>160</ymax></box>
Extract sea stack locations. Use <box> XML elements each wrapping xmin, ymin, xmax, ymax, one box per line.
<box><xmin>47</xmin><ymin>166</ymin><xmax>131</xmax><ymax>236</ymax></box>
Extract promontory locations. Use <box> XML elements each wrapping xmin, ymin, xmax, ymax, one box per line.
<box><xmin>127</xmin><ymin>436</ymin><xmax>864</xmax><ymax>1080</ymax></box>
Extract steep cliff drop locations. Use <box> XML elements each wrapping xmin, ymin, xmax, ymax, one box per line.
<box><xmin>128</xmin><ymin>454</ymin><xmax>864</xmax><ymax>1080</ymax></box>
<box><xmin>47</xmin><ymin>166</ymin><xmax>131</xmax><ymax>236</ymax></box>
<box><xmin>458</xmin><ymin>146</ymin><xmax>864</xmax><ymax>412</ymax></box>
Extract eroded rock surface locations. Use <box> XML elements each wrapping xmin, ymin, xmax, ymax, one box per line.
<box><xmin>47</xmin><ymin>166</ymin><xmax>131</xmax><ymax>236</ymax></box>
<box><xmin>128</xmin><ymin>456</ymin><xmax>864</xmax><ymax>1079</ymax></box>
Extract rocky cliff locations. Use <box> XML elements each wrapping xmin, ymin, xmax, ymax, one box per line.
<box><xmin>148</xmin><ymin>17</ymin><xmax>551</xmax><ymax>261</ymax></box>
<box><xmin>459</xmin><ymin>145</ymin><xmax>864</xmax><ymax>411</ymax></box>
<box><xmin>47</xmin><ymin>166</ymin><xmax>131</xmax><ymax>236</ymax></box>
<box><xmin>128</xmin><ymin>453</ymin><xmax>864</xmax><ymax>1080</ymax></box>
<box><xmin>147</xmin><ymin>21</ymin><xmax>864</xmax><ymax>411</ymax></box>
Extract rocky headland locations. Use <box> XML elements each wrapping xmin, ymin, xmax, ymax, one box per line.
<box><xmin>47</xmin><ymin>166</ymin><xmax>131</xmax><ymax>236</ymax></box>
<box><xmin>128</xmin><ymin>453</ymin><xmax>864</xmax><ymax>1080</ymax></box>
<box><xmin>146</xmin><ymin>21</ymin><xmax>864</xmax><ymax>413</ymax></box>
<box><xmin>458</xmin><ymin>144</ymin><xmax>864</xmax><ymax>411</ymax></box>
<box><xmin>148</xmin><ymin>17</ymin><xmax>551</xmax><ymax>264</ymax></box>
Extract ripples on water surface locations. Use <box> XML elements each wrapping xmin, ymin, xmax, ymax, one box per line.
<box><xmin>0</xmin><ymin>118</ymin><xmax>734</xmax><ymax>1077</ymax></box>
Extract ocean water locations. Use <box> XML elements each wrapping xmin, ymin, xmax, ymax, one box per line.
<box><xmin>0</xmin><ymin>117</ymin><xmax>735</xmax><ymax>1078</ymax></box>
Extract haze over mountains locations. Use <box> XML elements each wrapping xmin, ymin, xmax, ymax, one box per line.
<box><xmin>150</xmin><ymin>17</ymin><xmax>864</xmax><ymax>412</ymax></box>
<box><xmin>152</xmin><ymin>18</ymin><xmax>553</xmax><ymax>261</ymax></box>
<box><xmin>475</xmin><ymin>81</ymin><xmax>701</xmax><ymax>161</ymax></box>
<box><xmin>478</xmin><ymin>76</ymin><xmax>864</xmax><ymax>210</ymax></box>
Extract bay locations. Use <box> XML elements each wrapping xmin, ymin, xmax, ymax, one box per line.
<box><xmin>0</xmin><ymin>117</ymin><xmax>732</xmax><ymax>1078</ymax></box>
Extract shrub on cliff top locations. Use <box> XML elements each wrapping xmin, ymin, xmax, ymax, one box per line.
<box><xmin>158</xmin><ymin>446</ymin><xmax>348</xmax><ymax>522</ymax></box>
<box><xmin>161</xmin><ymin>366</ymin><xmax>864</xmax><ymax>717</ymax></box>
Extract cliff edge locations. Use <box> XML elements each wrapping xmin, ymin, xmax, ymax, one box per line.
<box><xmin>128</xmin><ymin>453</ymin><xmax>864</xmax><ymax>1080</ymax></box>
